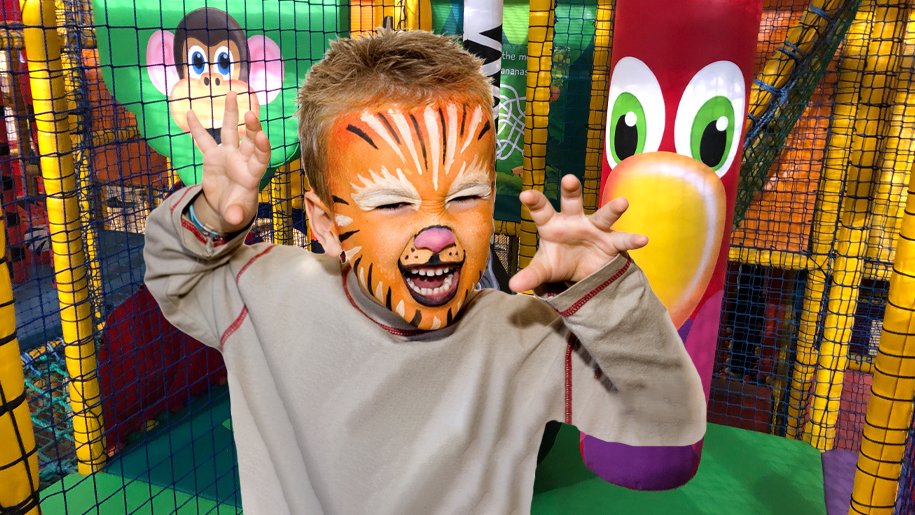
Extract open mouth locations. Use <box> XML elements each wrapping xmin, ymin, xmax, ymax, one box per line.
<box><xmin>399</xmin><ymin>262</ymin><xmax>463</xmax><ymax>307</ymax></box>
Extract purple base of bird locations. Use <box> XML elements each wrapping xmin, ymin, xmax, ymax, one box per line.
<box><xmin>579</xmin><ymin>291</ymin><xmax>723</xmax><ymax>489</ymax></box>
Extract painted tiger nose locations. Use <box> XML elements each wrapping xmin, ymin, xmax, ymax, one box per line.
<box><xmin>414</xmin><ymin>226</ymin><xmax>455</xmax><ymax>253</ymax></box>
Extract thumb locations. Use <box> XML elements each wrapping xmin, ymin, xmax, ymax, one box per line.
<box><xmin>509</xmin><ymin>258</ymin><xmax>552</xmax><ymax>293</ymax></box>
<box><xmin>222</xmin><ymin>203</ymin><xmax>248</xmax><ymax>228</ymax></box>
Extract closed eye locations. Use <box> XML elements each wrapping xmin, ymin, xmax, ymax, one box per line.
<box><xmin>375</xmin><ymin>202</ymin><xmax>413</xmax><ymax>211</ymax></box>
<box><xmin>446</xmin><ymin>182</ymin><xmax>492</xmax><ymax>205</ymax></box>
<box><xmin>447</xmin><ymin>195</ymin><xmax>483</xmax><ymax>204</ymax></box>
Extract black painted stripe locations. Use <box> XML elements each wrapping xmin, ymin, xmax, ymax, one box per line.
<box><xmin>338</xmin><ymin>230</ymin><xmax>360</xmax><ymax>243</ymax></box>
<box><xmin>332</xmin><ymin>195</ymin><xmax>349</xmax><ymax>205</ymax></box>
<box><xmin>346</xmin><ymin>124</ymin><xmax>378</xmax><ymax>149</ymax></box>
<box><xmin>409</xmin><ymin>114</ymin><xmax>428</xmax><ymax>169</ymax></box>
<box><xmin>477</xmin><ymin>120</ymin><xmax>491</xmax><ymax>140</ymax></box>
<box><xmin>438</xmin><ymin>107</ymin><xmax>447</xmax><ymax>164</ymax></box>
<box><xmin>378</xmin><ymin>112</ymin><xmax>401</xmax><ymax>145</ymax></box>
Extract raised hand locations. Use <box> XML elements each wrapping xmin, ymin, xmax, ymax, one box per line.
<box><xmin>186</xmin><ymin>91</ymin><xmax>271</xmax><ymax>233</ymax></box>
<box><xmin>508</xmin><ymin>174</ymin><xmax>649</xmax><ymax>293</ymax></box>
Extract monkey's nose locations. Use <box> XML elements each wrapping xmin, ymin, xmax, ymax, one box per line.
<box><xmin>214</xmin><ymin>77</ymin><xmax>221</xmax><ymax>86</ymax></box>
<box><xmin>203</xmin><ymin>76</ymin><xmax>210</xmax><ymax>86</ymax></box>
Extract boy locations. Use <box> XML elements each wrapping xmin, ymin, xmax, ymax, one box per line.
<box><xmin>144</xmin><ymin>30</ymin><xmax>705</xmax><ymax>514</ymax></box>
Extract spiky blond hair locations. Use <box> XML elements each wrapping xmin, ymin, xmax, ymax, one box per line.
<box><xmin>297</xmin><ymin>29</ymin><xmax>493</xmax><ymax>205</ymax></box>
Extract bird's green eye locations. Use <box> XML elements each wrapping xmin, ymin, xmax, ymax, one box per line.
<box><xmin>608</xmin><ymin>92</ymin><xmax>647</xmax><ymax>164</ymax></box>
<box><xmin>690</xmin><ymin>96</ymin><xmax>734</xmax><ymax>172</ymax></box>
<box><xmin>674</xmin><ymin>61</ymin><xmax>745</xmax><ymax>178</ymax></box>
<box><xmin>604</xmin><ymin>56</ymin><xmax>665</xmax><ymax>168</ymax></box>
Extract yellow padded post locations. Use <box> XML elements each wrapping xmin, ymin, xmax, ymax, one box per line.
<box><xmin>786</xmin><ymin>4</ymin><xmax>871</xmax><ymax>439</ymax></box>
<box><xmin>21</xmin><ymin>0</ymin><xmax>106</xmax><ymax>473</ymax></box>
<box><xmin>804</xmin><ymin>0</ymin><xmax>909</xmax><ymax>451</ymax></box>
<box><xmin>519</xmin><ymin>0</ymin><xmax>554</xmax><ymax>270</ymax></box>
<box><xmin>581</xmin><ymin>0</ymin><xmax>613</xmax><ymax>214</ymax></box>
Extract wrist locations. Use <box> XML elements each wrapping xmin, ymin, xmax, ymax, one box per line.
<box><xmin>192</xmin><ymin>194</ymin><xmax>248</xmax><ymax>234</ymax></box>
<box><xmin>186</xmin><ymin>201</ymin><xmax>230</xmax><ymax>243</ymax></box>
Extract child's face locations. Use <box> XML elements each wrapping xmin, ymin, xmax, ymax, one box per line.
<box><xmin>325</xmin><ymin>99</ymin><xmax>496</xmax><ymax>330</ymax></box>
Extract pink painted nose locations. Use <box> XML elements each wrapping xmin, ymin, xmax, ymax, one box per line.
<box><xmin>413</xmin><ymin>226</ymin><xmax>455</xmax><ymax>253</ymax></box>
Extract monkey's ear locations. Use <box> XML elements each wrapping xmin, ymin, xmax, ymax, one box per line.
<box><xmin>247</xmin><ymin>35</ymin><xmax>284</xmax><ymax>106</ymax></box>
<box><xmin>146</xmin><ymin>30</ymin><xmax>180</xmax><ymax>96</ymax></box>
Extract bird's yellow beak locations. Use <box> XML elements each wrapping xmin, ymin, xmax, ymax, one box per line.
<box><xmin>601</xmin><ymin>151</ymin><xmax>726</xmax><ymax>328</ymax></box>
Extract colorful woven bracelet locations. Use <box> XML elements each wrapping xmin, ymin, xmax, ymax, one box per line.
<box><xmin>186</xmin><ymin>201</ymin><xmax>228</xmax><ymax>241</ymax></box>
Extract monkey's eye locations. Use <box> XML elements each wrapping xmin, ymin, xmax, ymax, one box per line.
<box><xmin>187</xmin><ymin>45</ymin><xmax>207</xmax><ymax>78</ymax></box>
<box><xmin>214</xmin><ymin>46</ymin><xmax>234</xmax><ymax>79</ymax></box>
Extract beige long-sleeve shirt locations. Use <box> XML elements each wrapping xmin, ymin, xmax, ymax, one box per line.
<box><xmin>144</xmin><ymin>184</ymin><xmax>706</xmax><ymax>514</ymax></box>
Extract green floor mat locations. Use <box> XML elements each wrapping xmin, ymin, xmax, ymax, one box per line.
<box><xmin>40</xmin><ymin>472</ymin><xmax>238</xmax><ymax>514</ymax></box>
<box><xmin>108</xmin><ymin>395</ymin><xmax>239</xmax><ymax>507</ymax></box>
<box><xmin>40</xmin><ymin>391</ymin><xmax>240</xmax><ymax>513</ymax></box>
<box><xmin>41</xmin><ymin>390</ymin><xmax>823</xmax><ymax>514</ymax></box>
<box><xmin>532</xmin><ymin>423</ymin><xmax>826</xmax><ymax>515</ymax></box>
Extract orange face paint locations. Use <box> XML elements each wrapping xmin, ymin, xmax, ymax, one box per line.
<box><xmin>326</xmin><ymin>100</ymin><xmax>496</xmax><ymax>330</ymax></box>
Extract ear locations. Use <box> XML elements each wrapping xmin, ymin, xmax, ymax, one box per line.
<box><xmin>247</xmin><ymin>35</ymin><xmax>284</xmax><ymax>105</ymax></box>
<box><xmin>303</xmin><ymin>190</ymin><xmax>342</xmax><ymax>257</ymax></box>
<box><xmin>146</xmin><ymin>30</ymin><xmax>179</xmax><ymax>96</ymax></box>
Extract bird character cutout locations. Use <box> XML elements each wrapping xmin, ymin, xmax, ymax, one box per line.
<box><xmin>582</xmin><ymin>0</ymin><xmax>763</xmax><ymax>490</ymax></box>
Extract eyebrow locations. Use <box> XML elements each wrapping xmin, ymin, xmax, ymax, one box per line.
<box><xmin>350</xmin><ymin>166</ymin><xmax>421</xmax><ymax>211</ymax></box>
<box><xmin>446</xmin><ymin>158</ymin><xmax>493</xmax><ymax>200</ymax></box>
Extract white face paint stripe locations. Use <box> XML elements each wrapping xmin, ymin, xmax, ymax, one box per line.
<box><xmin>445</xmin><ymin>103</ymin><xmax>458</xmax><ymax>175</ymax></box>
<box><xmin>461</xmin><ymin>105</ymin><xmax>483</xmax><ymax>155</ymax></box>
<box><xmin>335</xmin><ymin>214</ymin><xmax>353</xmax><ymax>227</ymax></box>
<box><xmin>424</xmin><ymin>105</ymin><xmax>441</xmax><ymax>191</ymax></box>
<box><xmin>360</xmin><ymin>111</ymin><xmax>406</xmax><ymax>164</ymax></box>
<box><xmin>375</xmin><ymin>281</ymin><xmax>384</xmax><ymax>300</ymax></box>
<box><xmin>346</xmin><ymin>246</ymin><xmax>363</xmax><ymax>263</ymax></box>
<box><xmin>431</xmin><ymin>317</ymin><xmax>441</xmax><ymax>330</ymax></box>
<box><xmin>390</xmin><ymin>110</ymin><xmax>424</xmax><ymax>176</ymax></box>
<box><xmin>395</xmin><ymin>300</ymin><xmax>405</xmax><ymax>318</ymax></box>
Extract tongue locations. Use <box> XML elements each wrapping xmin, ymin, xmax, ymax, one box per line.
<box><xmin>413</xmin><ymin>274</ymin><xmax>446</xmax><ymax>289</ymax></box>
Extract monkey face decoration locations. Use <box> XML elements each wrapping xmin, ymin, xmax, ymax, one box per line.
<box><xmin>92</xmin><ymin>1</ymin><xmax>340</xmax><ymax>186</ymax></box>
<box><xmin>326</xmin><ymin>100</ymin><xmax>496</xmax><ymax>330</ymax></box>
<box><xmin>147</xmin><ymin>8</ymin><xmax>278</xmax><ymax>144</ymax></box>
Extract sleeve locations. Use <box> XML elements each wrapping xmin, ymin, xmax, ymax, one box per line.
<box><xmin>143</xmin><ymin>184</ymin><xmax>256</xmax><ymax>349</ymax></box>
<box><xmin>543</xmin><ymin>254</ymin><xmax>706</xmax><ymax>447</ymax></box>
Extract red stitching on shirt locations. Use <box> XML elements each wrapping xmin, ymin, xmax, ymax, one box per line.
<box><xmin>565</xmin><ymin>337</ymin><xmax>574</xmax><ymax>424</ymax></box>
<box><xmin>181</xmin><ymin>218</ymin><xmax>232</xmax><ymax>248</ymax></box>
<box><xmin>341</xmin><ymin>268</ymin><xmax>425</xmax><ymax>338</ymax></box>
<box><xmin>557</xmin><ymin>259</ymin><xmax>631</xmax><ymax>318</ymax></box>
<box><xmin>236</xmin><ymin>245</ymin><xmax>277</xmax><ymax>281</ymax></box>
<box><xmin>170</xmin><ymin>187</ymin><xmax>196</xmax><ymax>215</ymax></box>
<box><xmin>181</xmin><ymin>218</ymin><xmax>208</xmax><ymax>244</ymax></box>
<box><xmin>220</xmin><ymin>306</ymin><xmax>248</xmax><ymax>350</ymax></box>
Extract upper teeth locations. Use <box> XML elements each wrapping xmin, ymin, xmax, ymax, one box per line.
<box><xmin>414</xmin><ymin>267</ymin><xmax>452</xmax><ymax>277</ymax></box>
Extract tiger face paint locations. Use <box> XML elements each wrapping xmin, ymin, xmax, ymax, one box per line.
<box><xmin>326</xmin><ymin>100</ymin><xmax>496</xmax><ymax>330</ymax></box>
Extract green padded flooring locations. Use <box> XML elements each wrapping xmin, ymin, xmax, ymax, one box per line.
<box><xmin>41</xmin><ymin>392</ymin><xmax>825</xmax><ymax>514</ymax></box>
<box><xmin>532</xmin><ymin>423</ymin><xmax>826</xmax><ymax>514</ymax></box>
<box><xmin>41</xmin><ymin>391</ymin><xmax>240</xmax><ymax>514</ymax></box>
